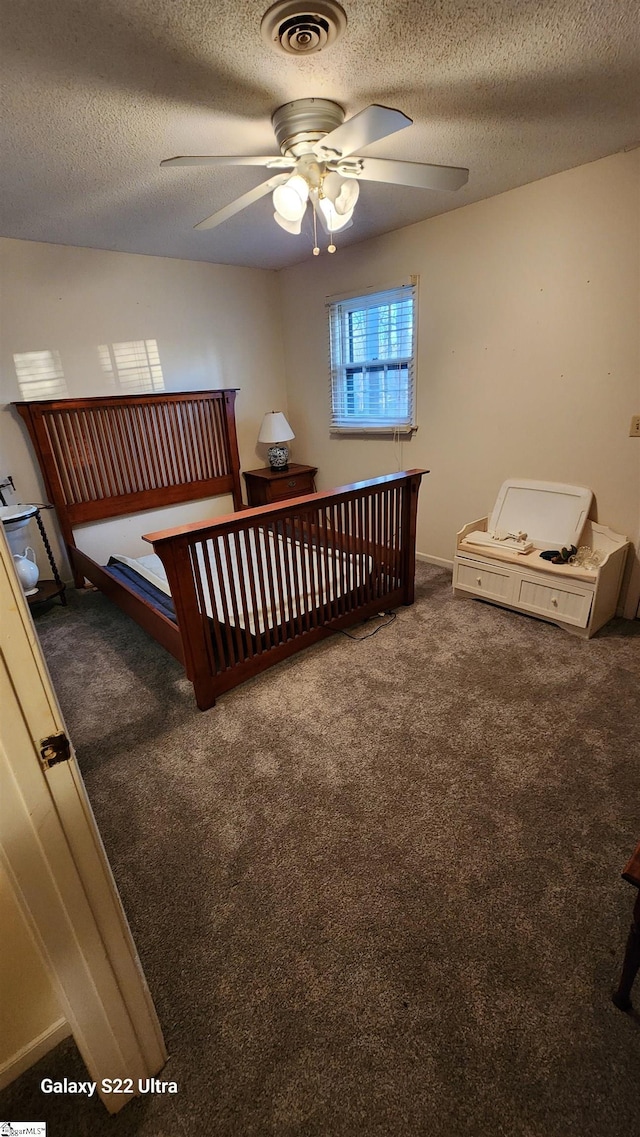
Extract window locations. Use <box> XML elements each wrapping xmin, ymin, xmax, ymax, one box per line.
<box><xmin>328</xmin><ymin>281</ymin><xmax>417</xmax><ymax>432</ymax></box>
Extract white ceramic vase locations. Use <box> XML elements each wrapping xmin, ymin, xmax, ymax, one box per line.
<box><xmin>13</xmin><ymin>547</ymin><xmax>40</xmax><ymax>595</ymax></box>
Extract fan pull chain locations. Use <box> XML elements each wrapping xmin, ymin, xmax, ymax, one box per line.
<box><xmin>327</xmin><ymin>214</ymin><xmax>336</xmax><ymax>253</ymax></box>
<box><xmin>312</xmin><ymin>206</ymin><xmax>320</xmax><ymax>256</ymax></box>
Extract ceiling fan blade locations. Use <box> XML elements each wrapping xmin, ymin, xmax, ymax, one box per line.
<box><xmin>194</xmin><ymin>174</ymin><xmax>290</xmax><ymax>231</ymax></box>
<box><xmin>161</xmin><ymin>155</ymin><xmax>294</xmax><ymax>168</ymax></box>
<box><xmin>315</xmin><ymin>105</ymin><xmax>412</xmax><ymax>160</ymax></box>
<box><xmin>339</xmin><ymin>156</ymin><xmax>469</xmax><ymax>192</ymax></box>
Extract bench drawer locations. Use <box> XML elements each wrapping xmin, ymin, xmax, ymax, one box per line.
<box><xmin>515</xmin><ymin>576</ymin><xmax>593</xmax><ymax>627</ymax></box>
<box><xmin>454</xmin><ymin>559</ymin><xmax>514</xmax><ymax>603</ymax></box>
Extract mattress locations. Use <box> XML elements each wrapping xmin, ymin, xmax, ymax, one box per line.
<box><xmin>111</xmin><ymin>526</ymin><xmax>371</xmax><ymax>637</ymax></box>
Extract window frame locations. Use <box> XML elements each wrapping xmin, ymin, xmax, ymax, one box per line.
<box><xmin>327</xmin><ymin>280</ymin><xmax>418</xmax><ymax>435</ymax></box>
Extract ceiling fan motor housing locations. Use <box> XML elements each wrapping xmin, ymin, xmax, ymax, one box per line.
<box><xmin>272</xmin><ymin>97</ymin><xmax>345</xmax><ymax>156</ymax></box>
<box><xmin>261</xmin><ymin>1</ymin><xmax>347</xmax><ymax>56</ymax></box>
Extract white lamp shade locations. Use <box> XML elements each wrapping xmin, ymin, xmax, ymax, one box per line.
<box><xmin>318</xmin><ymin>196</ymin><xmax>353</xmax><ymax>232</ymax></box>
<box><xmin>335</xmin><ymin>177</ymin><xmax>359</xmax><ymax>214</ymax></box>
<box><xmin>323</xmin><ymin>171</ymin><xmax>360</xmax><ymax>215</ymax></box>
<box><xmin>273</xmin><ymin>175</ymin><xmax>309</xmax><ymax>222</ymax></box>
<box><xmin>258</xmin><ymin>411</ymin><xmax>295</xmax><ymax>445</ymax></box>
<box><xmin>274</xmin><ymin>211</ymin><xmax>302</xmax><ymax>235</ymax></box>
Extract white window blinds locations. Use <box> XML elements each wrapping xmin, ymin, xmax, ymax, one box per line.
<box><xmin>328</xmin><ymin>281</ymin><xmax>417</xmax><ymax>431</ymax></box>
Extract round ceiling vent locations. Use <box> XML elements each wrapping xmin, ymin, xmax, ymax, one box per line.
<box><xmin>261</xmin><ymin>1</ymin><xmax>347</xmax><ymax>56</ymax></box>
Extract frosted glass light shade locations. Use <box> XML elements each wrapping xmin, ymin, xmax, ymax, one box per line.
<box><xmin>274</xmin><ymin>211</ymin><xmax>302</xmax><ymax>234</ymax></box>
<box><xmin>273</xmin><ymin>175</ymin><xmax>309</xmax><ymax>221</ymax></box>
<box><xmin>335</xmin><ymin>177</ymin><xmax>359</xmax><ymax>214</ymax></box>
<box><xmin>258</xmin><ymin>411</ymin><xmax>295</xmax><ymax>445</ymax></box>
<box><xmin>323</xmin><ymin>171</ymin><xmax>360</xmax><ymax>215</ymax></box>
<box><xmin>318</xmin><ymin>196</ymin><xmax>353</xmax><ymax>232</ymax></box>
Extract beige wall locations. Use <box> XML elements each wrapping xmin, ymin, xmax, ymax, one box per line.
<box><xmin>1</xmin><ymin>152</ymin><xmax>638</xmax><ymax>583</ymax></box>
<box><xmin>0</xmin><ymin>239</ymin><xmax>287</xmax><ymax>566</ymax></box>
<box><xmin>278</xmin><ymin>150</ymin><xmax>640</xmax><ymax>578</ymax></box>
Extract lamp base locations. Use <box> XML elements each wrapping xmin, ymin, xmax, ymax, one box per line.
<box><xmin>267</xmin><ymin>444</ymin><xmax>290</xmax><ymax>470</ymax></box>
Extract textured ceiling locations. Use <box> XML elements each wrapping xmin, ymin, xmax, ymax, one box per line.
<box><xmin>1</xmin><ymin>0</ymin><xmax>639</xmax><ymax>270</ymax></box>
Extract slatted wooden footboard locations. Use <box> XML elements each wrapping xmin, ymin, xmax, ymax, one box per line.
<box><xmin>144</xmin><ymin>471</ymin><xmax>425</xmax><ymax>708</ymax></box>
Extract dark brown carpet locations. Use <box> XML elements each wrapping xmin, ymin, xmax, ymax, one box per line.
<box><xmin>3</xmin><ymin>563</ymin><xmax>640</xmax><ymax>1137</ymax></box>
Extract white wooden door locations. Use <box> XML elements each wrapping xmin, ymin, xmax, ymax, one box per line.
<box><xmin>0</xmin><ymin>528</ymin><xmax>167</xmax><ymax>1113</ymax></box>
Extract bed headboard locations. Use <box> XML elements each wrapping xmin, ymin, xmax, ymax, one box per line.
<box><xmin>14</xmin><ymin>389</ymin><xmax>243</xmax><ymax>550</ymax></box>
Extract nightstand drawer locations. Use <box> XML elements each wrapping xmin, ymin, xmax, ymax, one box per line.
<box><xmin>268</xmin><ymin>473</ymin><xmax>314</xmax><ymax>501</ymax></box>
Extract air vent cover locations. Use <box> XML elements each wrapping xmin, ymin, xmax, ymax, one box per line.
<box><xmin>261</xmin><ymin>1</ymin><xmax>347</xmax><ymax>55</ymax></box>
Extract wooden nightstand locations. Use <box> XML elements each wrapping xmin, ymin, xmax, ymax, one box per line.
<box><xmin>243</xmin><ymin>463</ymin><xmax>318</xmax><ymax>507</ymax></box>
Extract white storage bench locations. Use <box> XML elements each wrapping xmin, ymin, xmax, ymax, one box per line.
<box><xmin>453</xmin><ymin>480</ymin><xmax>629</xmax><ymax>638</ymax></box>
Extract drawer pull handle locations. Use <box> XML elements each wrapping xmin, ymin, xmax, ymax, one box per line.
<box><xmin>288</xmin><ymin>479</ymin><xmax>297</xmax><ymax>488</ymax></box>
<box><xmin>476</xmin><ymin>576</ymin><xmax>482</xmax><ymax>586</ymax></box>
<box><xmin>551</xmin><ymin>596</ymin><xmax>558</xmax><ymax>607</ymax></box>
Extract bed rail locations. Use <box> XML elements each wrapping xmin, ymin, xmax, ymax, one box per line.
<box><xmin>144</xmin><ymin>470</ymin><xmax>425</xmax><ymax>709</ymax></box>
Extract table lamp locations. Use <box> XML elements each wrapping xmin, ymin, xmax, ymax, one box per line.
<box><xmin>258</xmin><ymin>411</ymin><xmax>295</xmax><ymax>470</ymax></box>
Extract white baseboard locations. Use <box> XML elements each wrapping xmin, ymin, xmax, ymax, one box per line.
<box><xmin>416</xmin><ymin>551</ymin><xmax>453</xmax><ymax>570</ymax></box>
<box><xmin>0</xmin><ymin>1017</ymin><xmax>71</xmax><ymax>1091</ymax></box>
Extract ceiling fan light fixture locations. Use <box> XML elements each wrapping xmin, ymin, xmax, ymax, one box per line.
<box><xmin>163</xmin><ymin>90</ymin><xmax>469</xmax><ymax>258</ymax></box>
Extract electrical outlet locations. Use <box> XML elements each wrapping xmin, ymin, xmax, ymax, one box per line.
<box><xmin>630</xmin><ymin>415</ymin><xmax>640</xmax><ymax>437</ymax></box>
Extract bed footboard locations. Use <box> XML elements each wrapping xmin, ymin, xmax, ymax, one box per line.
<box><xmin>144</xmin><ymin>470</ymin><xmax>426</xmax><ymax>709</ymax></box>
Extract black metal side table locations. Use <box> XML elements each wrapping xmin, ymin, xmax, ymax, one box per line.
<box><xmin>28</xmin><ymin>505</ymin><xmax>67</xmax><ymax>607</ymax></box>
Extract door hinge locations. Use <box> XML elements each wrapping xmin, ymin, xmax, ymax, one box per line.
<box><xmin>40</xmin><ymin>731</ymin><xmax>72</xmax><ymax>770</ymax></box>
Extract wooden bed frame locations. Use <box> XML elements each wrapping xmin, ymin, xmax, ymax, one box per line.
<box><xmin>15</xmin><ymin>390</ymin><xmax>426</xmax><ymax>709</ymax></box>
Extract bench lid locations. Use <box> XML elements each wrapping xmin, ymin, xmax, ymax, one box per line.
<box><xmin>488</xmin><ymin>480</ymin><xmax>592</xmax><ymax>549</ymax></box>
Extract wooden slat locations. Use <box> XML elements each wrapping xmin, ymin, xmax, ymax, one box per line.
<box><xmin>210</xmin><ymin>534</ymin><xmax>237</xmax><ymax>669</ymax></box>
<box><xmin>305</xmin><ymin>512</ymin><xmax>321</xmax><ymax>631</ymax></box>
<box><xmin>262</xmin><ymin>523</ymin><xmax>282</xmax><ymax>647</ymax></box>
<box><xmin>45</xmin><ymin>413</ymin><xmax>74</xmax><ymax>505</ymax></box>
<box><xmin>277</xmin><ymin>516</ymin><xmax>297</xmax><ymax>640</ymax></box>
<box><xmin>111</xmin><ymin>407</ymin><xmax>132</xmax><ymax>495</ymax></box>
<box><xmin>321</xmin><ymin>506</ymin><xmax>338</xmax><ymax>622</ymax></box>
<box><xmin>189</xmin><ymin>544</ymin><xmax>216</xmax><ymax>675</ymax></box>
<box><xmin>233</xmin><ymin>531</ymin><xmax>255</xmax><ymax>660</ymax></box>
<box><xmin>298</xmin><ymin>512</ymin><xmax>313</xmax><ymax>633</ymax></box>
<box><xmin>222</xmin><ymin>532</ymin><xmax>247</xmax><ymax>663</ymax></box>
<box><xmin>197</xmin><ymin>541</ymin><xmax>227</xmax><ymax>673</ymax></box>
<box><xmin>376</xmin><ymin>488</ymin><xmax>383</xmax><ymax>599</ymax></box>
<box><xmin>243</xmin><ymin>528</ymin><xmax>264</xmax><ymax>655</ymax></box>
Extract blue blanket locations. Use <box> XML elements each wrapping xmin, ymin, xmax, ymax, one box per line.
<box><xmin>106</xmin><ymin>558</ymin><xmax>177</xmax><ymax>623</ymax></box>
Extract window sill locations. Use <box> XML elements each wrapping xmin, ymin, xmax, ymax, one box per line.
<box><xmin>330</xmin><ymin>426</ymin><xmax>418</xmax><ymax>437</ymax></box>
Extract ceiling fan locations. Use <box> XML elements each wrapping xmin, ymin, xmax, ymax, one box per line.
<box><xmin>161</xmin><ymin>98</ymin><xmax>469</xmax><ymax>249</ymax></box>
